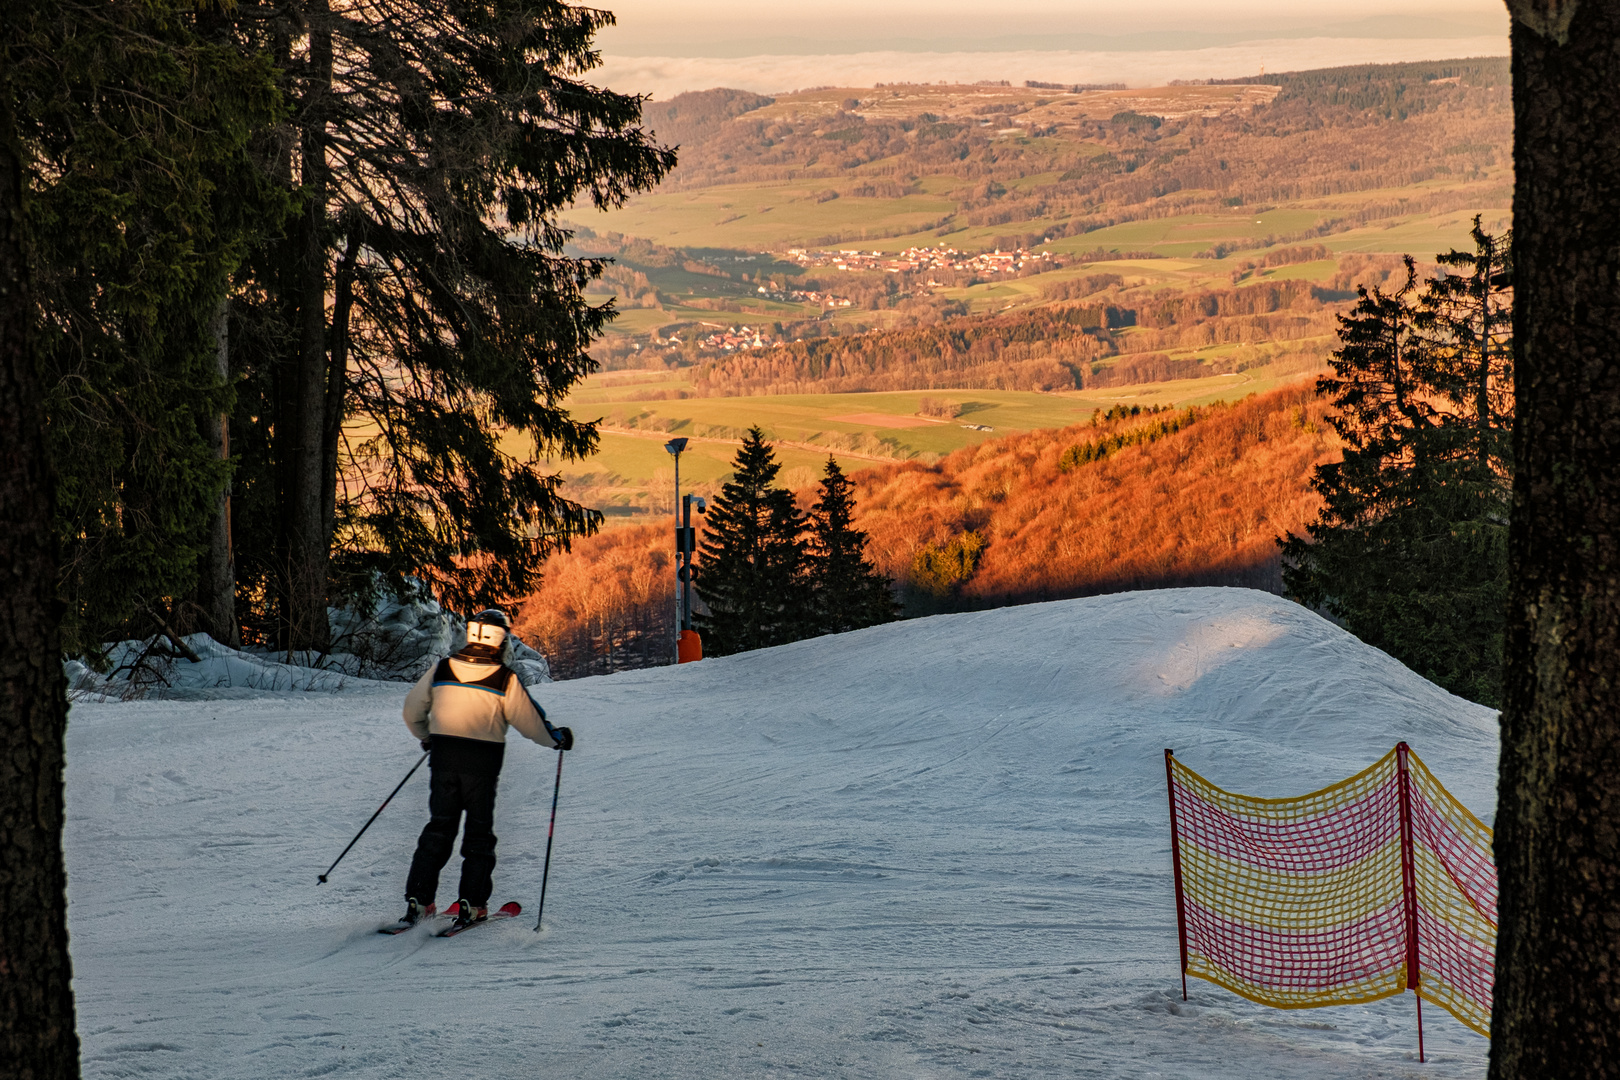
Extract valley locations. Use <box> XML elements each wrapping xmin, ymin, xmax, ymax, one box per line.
<box><xmin>554</xmin><ymin>58</ymin><xmax>1510</xmax><ymax>515</ymax></box>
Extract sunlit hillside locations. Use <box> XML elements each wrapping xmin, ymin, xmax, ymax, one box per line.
<box><xmin>519</xmin><ymin>384</ymin><xmax>1335</xmax><ymax>676</ymax></box>
<box><xmin>848</xmin><ymin>383</ymin><xmax>1335</xmax><ymax>609</ymax></box>
<box><xmin>565</xmin><ymin>57</ymin><xmax>1510</xmax><ymax>365</ymax></box>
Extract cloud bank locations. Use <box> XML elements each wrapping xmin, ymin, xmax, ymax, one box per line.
<box><xmin>594</xmin><ymin>35</ymin><xmax>1507</xmax><ymax>100</ymax></box>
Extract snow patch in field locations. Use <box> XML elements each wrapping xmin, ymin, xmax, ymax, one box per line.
<box><xmin>65</xmin><ymin>587</ymin><xmax>1496</xmax><ymax>1078</ymax></box>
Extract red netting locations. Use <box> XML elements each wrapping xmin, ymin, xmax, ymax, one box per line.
<box><xmin>1165</xmin><ymin>744</ymin><xmax>1495</xmax><ymax>1036</ymax></box>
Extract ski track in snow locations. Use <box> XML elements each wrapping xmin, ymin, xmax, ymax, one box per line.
<box><xmin>65</xmin><ymin>588</ymin><xmax>1497</xmax><ymax>1079</ymax></box>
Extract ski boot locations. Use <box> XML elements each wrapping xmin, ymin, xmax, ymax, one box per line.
<box><xmin>378</xmin><ymin>896</ymin><xmax>435</xmax><ymax>935</ymax></box>
<box><xmin>448</xmin><ymin>898</ymin><xmax>487</xmax><ymax>931</ymax></box>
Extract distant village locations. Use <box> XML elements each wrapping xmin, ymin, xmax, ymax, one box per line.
<box><xmin>741</xmin><ymin>245</ymin><xmax>1055</xmax><ymax>308</ymax></box>
<box><xmin>751</xmin><ymin>285</ymin><xmax>856</xmax><ymax>307</ymax></box>
<box><xmin>788</xmin><ymin>245</ymin><xmax>1054</xmax><ymax>277</ymax></box>
<box><xmin>650</xmin><ymin>324</ymin><xmax>782</xmax><ymax>353</ymax></box>
<box><xmin>639</xmin><ymin>245</ymin><xmax>1058</xmax><ymax>357</ymax></box>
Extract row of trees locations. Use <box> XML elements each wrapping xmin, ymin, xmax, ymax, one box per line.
<box><xmin>515</xmin><ymin>523</ymin><xmax>675</xmax><ymax>679</ymax></box>
<box><xmin>1281</xmin><ymin>219</ymin><xmax>1512</xmax><ymax>705</ymax></box>
<box><xmin>513</xmin><ymin>433</ymin><xmax>897</xmax><ymax>675</ymax></box>
<box><xmin>13</xmin><ymin>0</ymin><xmax>674</xmax><ymax>658</ymax></box>
<box><xmin>682</xmin><ymin>279</ymin><xmax>1355</xmax><ymax>398</ymax></box>
<box><xmin>695</xmin><ymin>430</ymin><xmax>897</xmax><ymax>654</ymax></box>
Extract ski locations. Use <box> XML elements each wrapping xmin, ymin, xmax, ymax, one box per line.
<box><xmin>377</xmin><ymin>902</ymin><xmax>442</xmax><ymax>935</ymax></box>
<box><xmin>436</xmin><ymin>900</ymin><xmax>522</xmax><ymax>938</ymax></box>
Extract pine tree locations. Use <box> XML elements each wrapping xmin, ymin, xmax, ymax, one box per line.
<box><xmin>11</xmin><ymin>0</ymin><xmax>284</xmax><ymax>655</ymax></box>
<box><xmin>806</xmin><ymin>457</ymin><xmax>897</xmax><ymax>634</ymax></box>
<box><xmin>2</xmin><ymin>19</ymin><xmax>79</xmax><ymax>1067</ymax></box>
<box><xmin>1493</xmin><ymin>6</ymin><xmax>1620</xmax><ymax>1072</ymax></box>
<box><xmin>1280</xmin><ymin>230</ymin><xmax>1512</xmax><ymax>705</ymax></box>
<box><xmin>222</xmin><ymin>0</ymin><xmax>676</xmax><ymax>648</ymax></box>
<box><xmin>693</xmin><ymin>428</ymin><xmax>811</xmax><ymax>655</ymax></box>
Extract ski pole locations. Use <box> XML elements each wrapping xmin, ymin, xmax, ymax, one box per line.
<box><xmin>317</xmin><ymin>750</ymin><xmax>429</xmax><ymax>883</ymax></box>
<box><xmin>534</xmin><ymin>748</ymin><xmax>565</xmax><ymax>931</ymax></box>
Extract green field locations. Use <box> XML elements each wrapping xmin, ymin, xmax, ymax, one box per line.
<box><xmin>581</xmin><ymin>186</ymin><xmax>1508</xmax><ymax>273</ymax></box>
<box><xmin>585</xmin><ymin>180</ymin><xmax>958</xmax><ymax>250</ymax></box>
<box><xmin>546</xmin><ymin>365</ymin><xmax>1313</xmax><ymax>519</ymax></box>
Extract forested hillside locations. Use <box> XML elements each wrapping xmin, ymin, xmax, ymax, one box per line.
<box><xmin>849</xmin><ymin>384</ymin><xmax>1336</xmax><ymax>609</ymax></box>
<box><xmin>685</xmin><ymin>278</ymin><xmax>1342</xmax><ymax>395</ymax></box>
<box><xmin>519</xmin><ymin>384</ymin><xmax>1335</xmax><ymax>675</ymax></box>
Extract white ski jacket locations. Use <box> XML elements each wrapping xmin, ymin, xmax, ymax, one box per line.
<box><xmin>402</xmin><ymin>657</ymin><xmax>558</xmax><ymax>748</ymax></box>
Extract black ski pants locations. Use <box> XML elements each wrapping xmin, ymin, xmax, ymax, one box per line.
<box><xmin>406</xmin><ymin>759</ymin><xmax>501</xmax><ymax>908</ymax></box>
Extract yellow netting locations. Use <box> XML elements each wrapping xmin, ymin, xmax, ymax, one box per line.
<box><xmin>1166</xmin><ymin>744</ymin><xmax>1495</xmax><ymax>1036</ymax></box>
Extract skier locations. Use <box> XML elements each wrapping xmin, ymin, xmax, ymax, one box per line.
<box><xmin>393</xmin><ymin>609</ymin><xmax>572</xmax><ymax>933</ymax></box>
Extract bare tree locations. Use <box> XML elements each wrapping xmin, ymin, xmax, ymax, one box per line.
<box><xmin>1491</xmin><ymin>2</ymin><xmax>1620</xmax><ymax>1074</ymax></box>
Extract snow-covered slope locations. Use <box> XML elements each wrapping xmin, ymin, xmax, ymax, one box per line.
<box><xmin>64</xmin><ymin>588</ymin><xmax>1497</xmax><ymax>1079</ymax></box>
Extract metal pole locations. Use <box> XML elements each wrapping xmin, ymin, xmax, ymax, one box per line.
<box><xmin>534</xmin><ymin>748</ymin><xmax>565</xmax><ymax>932</ymax></box>
<box><xmin>663</xmin><ymin>436</ymin><xmax>690</xmax><ymax>663</ymax></box>
<box><xmin>682</xmin><ymin>494</ymin><xmax>693</xmax><ymax>632</ymax></box>
<box><xmin>317</xmin><ymin>750</ymin><xmax>428</xmax><ymax>883</ymax></box>
<box><xmin>1165</xmin><ymin>748</ymin><xmax>1189</xmax><ymax>1001</ymax></box>
<box><xmin>1396</xmin><ymin>742</ymin><xmax>1424</xmax><ymax>1063</ymax></box>
<box><xmin>672</xmin><ymin>450</ymin><xmax>680</xmax><ymax>663</ymax></box>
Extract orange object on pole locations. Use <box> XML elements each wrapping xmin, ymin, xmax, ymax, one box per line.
<box><xmin>677</xmin><ymin>630</ymin><xmax>703</xmax><ymax>663</ymax></box>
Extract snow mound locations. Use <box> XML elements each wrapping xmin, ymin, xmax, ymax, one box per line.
<box><xmin>64</xmin><ymin>632</ymin><xmax>393</xmax><ymax>700</ymax></box>
<box><xmin>67</xmin><ymin>580</ymin><xmax>549</xmax><ymax>699</ymax></box>
<box><xmin>65</xmin><ymin>587</ymin><xmax>1497</xmax><ymax>1079</ymax></box>
<box><xmin>323</xmin><ymin>578</ymin><xmax>551</xmax><ymax>684</ymax></box>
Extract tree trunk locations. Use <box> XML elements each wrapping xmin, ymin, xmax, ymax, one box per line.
<box><xmin>0</xmin><ymin>97</ymin><xmax>82</xmax><ymax>1080</ymax></box>
<box><xmin>322</xmin><ymin>235</ymin><xmax>356</xmax><ymax>571</ymax></box>
<box><xmin>1491</xmin><ymin>4</ymin><xmax>1620</xmax><ymax>1075</ymax></box>
<box><xmin>197</xmin><ymin>295</ymin><xmax>238</xmax><ymax>646</ymax></box>
<box><xmin>285</xmin><ymin>2</ymin><xmax>333</xmax><ymax>651</ymax></box>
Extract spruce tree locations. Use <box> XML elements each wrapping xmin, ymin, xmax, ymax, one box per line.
<box><xmin>11</xmin><ymin>0</ymin><xmax>284</xmax><ymax>655</ymax></box>
<box><xmin>806</xmin><ymin>457</ymin><xmax>897</xmax><ymax>635</ymax></box>
<box><xmin>1280</xmin><ymin>231</ymin><xmax>1512</xmax><ymax>705</ymax></box>
<box><xmin>221</xmin><ymin>0</ymin><xmax>676</xmax><ymax>648</ymax></box>
<box><xmin>693</xmin><ymin>428</ymin><xmax>811</xmax><ymax>655</ymax></box>
<box><xmin>1493</xmin><ymin>6</ymin><xmax>1620</xmax><ymax>1072</ymax></box>
<box><xmin>1</xmin><ymin>22</ymin><xmax>79</xmax><ymax>1068</ymax></box>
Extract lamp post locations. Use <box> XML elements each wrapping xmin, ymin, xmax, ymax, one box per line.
<box><xmin>664</xmin><ymin>437</ymin><xmax>688</xmax><ymax>664</ymax></box>
<box><xmin>681</xmin><ymin>494</ymin><xmax>706</xmax><ymax>642</ymax></box>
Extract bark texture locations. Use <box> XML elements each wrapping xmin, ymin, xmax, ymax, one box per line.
<box><xmin>281</xmin><ymin>0</ymin><xmax>334</xmax><ymax>651</ymax></box>
<box><xmin>0</xmin><ymin>97</ymin><xmax>82</xmax><ymax>1079</ymax></box>
<box><xmin>198</xmin><ymin>296</ymin><xmax>238</xmax><ymax>646</ymax></box>
<box><xmin>1491</xmin><ymin>4</ymin><xmax>1620</xmax><ymax>1075</ymax></box>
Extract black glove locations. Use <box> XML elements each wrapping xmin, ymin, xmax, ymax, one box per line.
<box><xmin>420</xmin><ymin>738</ymin><xmax>433</xmax><ymax>753</ymax></box>
<box><xmin>553</xmin><ymin>726</ymin><xmax>573</xmax><ymax>752</ymax></box>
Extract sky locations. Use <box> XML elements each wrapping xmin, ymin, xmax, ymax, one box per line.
<box><xmin>590</xmin><ymin>0</ymin><xmax>1509</xmax><ymax>98</ymax></box>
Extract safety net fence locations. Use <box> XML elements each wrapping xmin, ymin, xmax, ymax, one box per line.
<box><xmin>1164</xmin><ymin>743</ymin><xmax>1495</xmax><ymax>1049</ymax></box>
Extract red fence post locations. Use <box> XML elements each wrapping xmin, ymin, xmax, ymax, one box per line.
<box><xmin>1165</xmin><ymin>748</ymin><xmax>1190</xmax><ymax>1002</ymax></box>
<box><xmin>1396</xmin><ymin>742</ymin><xmax>1424</xmax><ymax>1063</ymax></box>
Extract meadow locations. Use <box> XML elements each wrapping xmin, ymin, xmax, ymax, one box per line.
<box><xmin>549</xmin><ymin>365</ymin><xmax>1311</xmax><ymax>516</ymax></box>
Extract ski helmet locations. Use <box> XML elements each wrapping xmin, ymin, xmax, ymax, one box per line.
<box><xmin>463</xmin><ymin>608</ymin><xmax>511</xmax><ymax>655</ymax></box>
<box><xmin>469</xmin><ymin>608</ymin><xmax>511</xmax><ymax>630</ymax></box>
